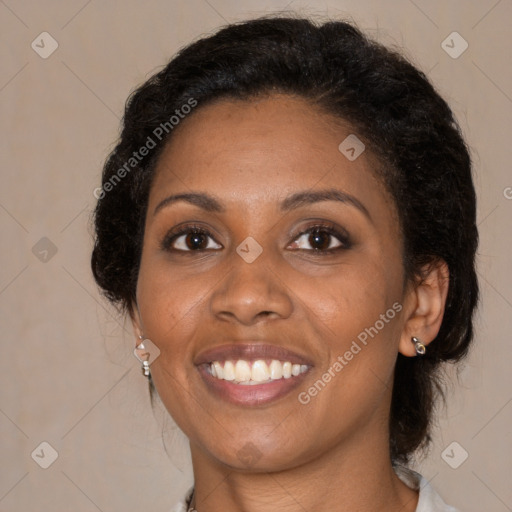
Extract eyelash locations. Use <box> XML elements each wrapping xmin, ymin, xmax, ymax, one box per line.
<box><xmin>160</xmin><ymin>222</ymin><xmax>352</xmax><ymax>255</ymax></box>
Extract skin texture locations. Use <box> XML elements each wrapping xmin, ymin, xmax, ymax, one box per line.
<box><xmin>132</xmin><ymin>94</ymin><xmax>449</xmax><ymax>512</ymax></box>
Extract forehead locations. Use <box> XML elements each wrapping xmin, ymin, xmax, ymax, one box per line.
<box><xmin>149</xmin><ymin>94</ymin><xmax>394</xmax><ymax>219</ymax></box>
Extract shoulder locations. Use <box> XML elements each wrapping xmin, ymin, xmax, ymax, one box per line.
<box><xmin>394</xmin><ymin>465</ymin><xmax>461</xmax><ymax>512</ymax></box>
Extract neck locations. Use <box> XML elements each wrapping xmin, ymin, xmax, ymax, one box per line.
<box><xmin>187</xmin><ymin>421</ymin><xmax>418</xmax><ymax>512</ymax></box>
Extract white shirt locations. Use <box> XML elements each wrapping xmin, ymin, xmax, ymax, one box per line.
<box><xmin>394</xmin><ymin>466</ymin><xmax>460</xmax><ymax>511</ymax></box>
<box><xmin>171</xmin><ymin>466</ymin><xmax>459</xmax><ymax>512</ymax></box>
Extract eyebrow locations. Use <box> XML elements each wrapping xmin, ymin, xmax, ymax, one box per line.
<box><xmin>280</xmin><ymin>189</ymin><xmax>371</xmax><ymax>221</ymax></box>
<box><xmin>153</xmin><ymin>188</ymin><xmax>372</xmax><ymax>222</ymax></box>
<box><xmin>154</xmin><ymin>193</ymin><xmax>226</xmax><ymax>215</ymax></box>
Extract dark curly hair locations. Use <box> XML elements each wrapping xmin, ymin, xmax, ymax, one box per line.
<box><xmin>91</xmin><ymin>15</ymin><xmax>479</xmax><ymax>464</ymax></box>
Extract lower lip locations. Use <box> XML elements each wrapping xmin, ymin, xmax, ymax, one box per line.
<box><xmin>197</xmin><ymin>365</ymin><xmax>310</xmax><ymax>406</ymax></box>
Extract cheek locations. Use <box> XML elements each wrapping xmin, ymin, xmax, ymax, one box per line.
<box><xmin>135</xmin><ymin>259</ymin><xmax>206</xmax><ymax>425</ymax></box>
<box><xmin>298</xmin><ymin>267</ymin><xmax>403</xmax><ymax>403</ymax></box>
<box><xmin>300</xmin><ymin>257</ymin><xmax>403</xmax><ymax>337</ymax></box>
<box><xmin>296</xmin><ymin>253</ymin><xmax>404</xmax><ymax>395</ymax></box>
<box><xmin>135</xmin><ymin>257</ymin><xmax>204</xmax><ymax>358</ymax></box>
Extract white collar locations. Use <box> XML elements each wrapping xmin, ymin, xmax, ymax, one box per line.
<box><xmin>394</xmin><ymin>465</ymin><xmax>460</xmax><ymax>512</ymax></box>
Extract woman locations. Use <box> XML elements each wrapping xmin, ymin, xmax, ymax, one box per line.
<box><xmin>91</xmin><ymin>15</ymin><xmax>478</xmax><ymax>512</ymax></box>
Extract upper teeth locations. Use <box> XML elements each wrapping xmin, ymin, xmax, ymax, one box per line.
<box><xmin>210</xmin><ymin>359</ymin><xmax>308</xmax><ymax>384</ymax></box>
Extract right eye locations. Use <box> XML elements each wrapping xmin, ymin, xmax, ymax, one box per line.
<box><xmin>161</xmin><ymin>226</ymin><xmax>223</xmax><ymax>252</ymax></box>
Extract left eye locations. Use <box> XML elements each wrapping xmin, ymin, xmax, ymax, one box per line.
<box><xmin>289</xmin><ymin>227</ymin><xmax>347</xmax><ymax>252</ymax></box>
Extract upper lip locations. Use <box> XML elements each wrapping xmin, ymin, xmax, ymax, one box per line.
<box><xmin>194</xmin><ymin>343</ymin><xmax>314</xmax><ymax>366</ymax></box>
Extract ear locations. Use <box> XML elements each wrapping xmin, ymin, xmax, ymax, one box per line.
<box><xmin>398</xmin><ymin>259</ymin><xmax>450</xmax><ymax>357</ymax></box>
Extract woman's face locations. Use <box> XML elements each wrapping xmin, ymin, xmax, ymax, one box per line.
<box><xmin>134</xmin><ymin>94</ymin><xmax>413</xmax><ymax>471</ymax></box>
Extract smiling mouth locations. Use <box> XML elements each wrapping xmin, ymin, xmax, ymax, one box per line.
<box><xmin>206</xmin><ymin>359</ymin><xmax>309</xmax><ymax>385</ymax></box>
<box><xmin>195</xmin><ymin>342</ymin><xmax>313</xmax><ymax>405</ymax></box>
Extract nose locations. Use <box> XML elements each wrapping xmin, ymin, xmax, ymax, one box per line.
<box><xmin>210</xmin><ymin>249</ymin><xmax>293</xmax><ymax>326</ymax></box>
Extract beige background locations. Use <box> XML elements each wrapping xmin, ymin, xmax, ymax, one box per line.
<box><xmin>1</xmin><ymin>0</ymin><xmax>511</xmax><ymax>510</ymax></box>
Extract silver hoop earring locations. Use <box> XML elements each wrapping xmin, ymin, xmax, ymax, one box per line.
<box><xmin>412</xmin><ymin>336</ymin><xmax>426</xmax><ymax>356</ymax></box>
